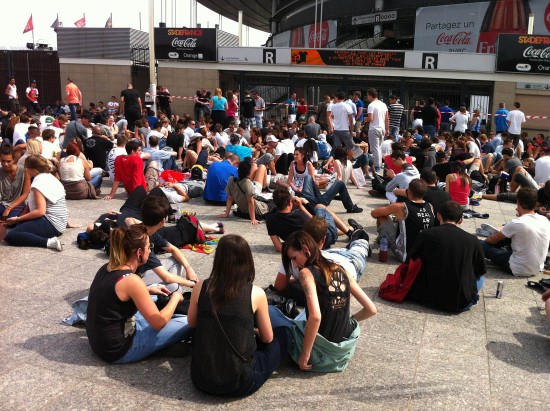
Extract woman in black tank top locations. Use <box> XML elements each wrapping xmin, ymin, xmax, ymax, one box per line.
<box><xmin>278</xmin><ymin>231</ymin><xmax>377</xmax><ymax>371</ymax></box>
<box><xmin>86</xmin><ymin>224</ymin><xmax>191</xmax><ymax>363</ymax></box>
<box><xmin>187</xmin><ymin>234</ymin><xmax>289</xmax><ymax>396</ymax></box>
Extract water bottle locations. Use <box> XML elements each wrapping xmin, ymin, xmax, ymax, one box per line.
<box><xmin>175</xmin><ymin>206</ymin><xmax>182</xmax><ymax>221</ymax></box>
<box><xmin>379</xmin><ymin>236</ymin><xmax>388</xmax><ymax>262</ymax></box>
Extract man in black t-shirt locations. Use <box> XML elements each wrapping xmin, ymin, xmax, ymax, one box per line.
<box><xmin>166</xmin><ymin>123</ymin><xmax>185</xmax><ymax>161</ymax></box>
<box><xmin>241</xmin><ymin>90</ymin><xmax>255</xmax><ymax>129</ymax></box>
<box><xmin>84</xmin><ymin>126</ymin><xmax>114</xmax><ymax>171</ymax></box>
<box><xmin>407</xmin><ymin>201</ymin><xmax>486</xmax><ymax>312</ymax></box>
<box><xmin>266</xmin><ymin>188</ymin><xmax>358</xmax><ymax>252</ymax></box>
<box><xmin>156</xmin><ymin>85</ymin><xmax>172</xmax><ymax>119</ymax></box>
<box><xmin>120</xmin><ymin>84</ymin><xmax>142</xmax><ymax>131</ymax></box>
<box><xmin>421</xmin><ymin>97</ymin><xmax>439</xmax><ymax>138</ymax></box>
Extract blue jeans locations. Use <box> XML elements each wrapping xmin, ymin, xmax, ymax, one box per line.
<box><xmin>353</xmin><ymin>153</ymin><xmax>373</xmax><ymax>169</ymax></box>
<box><xmin>324</xmin><ymin>239</ymin><xmax>369</xmax><ymax>281</ymax></box>
<box><xmin>255</xmin><ymin>115</ymin><xmax>263</xmax><ymax>128</ymax></box>
<box><xmin>313</xmin><ymin>207</ymin><xmax>337</xmax><ymax>247</ymax></box>
<box><xmin>230</xmin><ymin>327</ymin><xmax>290</xmax><ymax>397</ymax></box>
<box><xmin>463</xmin><ymin>276</ymin><xmax>485</xmax><ymax>311</ymax></box>
<box><xmin>114</xmin><ymin>312</ymin><xmax>192</xmax><ymax>364</ymax></box>
<box><xmin>424</xmin><ymin>125</ymin><xmax>436</xmax><ymax>138</ymax></box>
<box><xmin>390</xmin><ymin>126</ymin><xmax>400</xmax><ymax>140</ymax></box>
<box><xmin>301</xmin><ymin>175</ymin><xmax>354</xmax><ymax>210</ymax></box>
<box><xmin>480</xmin><ymin>241</ymin><xmax>513</xmax><ymax>274</ymax></box>
<box><xmin>0</xmin><ymin>204</ymin><xmax>25</xmax><ymax>218</ymax></box>
<box><xmin>5</xmin><ymin>216</ymin><xmax>61</xmax><ymax>248</ymax></box>
<box><xmin>69</xmin><ymin>103</ymin><xmax>78</xmax><ymax>121</ymax></box>
<box><xmin>89</xmin><ymin>174</ymin><xmax>103</xmax><ymax>189</ymax></box>
<box><xmin>268</xmin><ymin>305</ymin><xmax>307</xmax><ymax>330</ymax></box>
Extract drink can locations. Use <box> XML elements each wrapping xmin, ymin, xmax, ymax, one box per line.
<box><xmin>496</xmin><ymin>281</ymin><xmax>504</xmax><ymax>299</ymax></box>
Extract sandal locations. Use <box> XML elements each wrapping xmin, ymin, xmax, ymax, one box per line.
<box><xmin>527</xmin><ymin>280</ymin><xmax>544</xmax><ymax>291</ymax></box>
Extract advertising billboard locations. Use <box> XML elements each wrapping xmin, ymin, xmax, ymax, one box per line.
<box><xmin>273</xmin><ymin>20</ymin><xmax>337</xmax><ymax>48</ymax></box>
<box><xmin>496</xmin><ymin>34</ymin><xmax>550</xmax><ymax>74</ymax></box>
<box><xmin>218</xmin><ymin>47</ymin><xmax>291</xmax><ymax>64</ymax></box>
<box><xmin>154</xmin><ymin>28</ymin><xmax>217</xmax><ymax>61</ymax></box>
<box><xmin>291</xmin><ymin>49</ymin><xmax>404</xmax><ymax>67</ymax></box>
<box><xmin>415</xmin><ymin>1</ymin><xmax>550</xmax><ymax>54</ymax></box>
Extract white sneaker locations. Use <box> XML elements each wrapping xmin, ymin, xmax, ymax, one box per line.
<box><xmin>47</xmin><ymin>237</ymin><xmax>63</xmax><ymax>251</ymax></box>
<box><xmin>480</xmin><ymin>223</ymin><xmax>499</xmax><ymax>236</ymax></box>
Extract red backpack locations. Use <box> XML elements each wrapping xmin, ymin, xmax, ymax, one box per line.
<box><xmin>378</xmin><ymin>258</ymin><xmax>423</xmax><ymax>303</ymax></box>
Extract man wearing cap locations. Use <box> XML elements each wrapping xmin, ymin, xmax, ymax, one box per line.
<box><xmin>25</xmin><ymin>80</ymin><xmax>41</xmax><ymax>114</ymax></box>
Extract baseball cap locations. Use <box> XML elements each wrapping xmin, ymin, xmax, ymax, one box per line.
<box><xmin>265</xmin><ymin>135</ymin><xmax>279</xmax><ymax>143</ymax></box>
<box><xmin>31</xmin><ymin>80</ymin><xmax>37</xmax><ymax>84</ymax></box>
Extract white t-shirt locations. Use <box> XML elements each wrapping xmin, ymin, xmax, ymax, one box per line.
<box><xmin>507</xmin><ymin>109</ymin><xmax>526</xmax><ymax>134</ymax></box>
<box><xmin>12</xmin><ymin>123</ymin><xmax>30</xmax><ymax>145</ymax></box>
<box><xmin>468</xmin><ymin>141</ymin><xmax>481</xmax><ymax>158</ymax></box>
<box><xmin>215</xmin><ymin>132</ymin><xmax>229</xmax><ymax>147</ymax></box>
<box><xmin>501</xmin><ymin>213</ymin><xmax>550</xmax><ymax>276</ymax></box>
<box><xmin>345</xmin><ymin>99</ymin><xmax>357</xmax><ymax>125</ymax></box>
<box><xmin>41</xmin><ymin>140</ymin><xmax>61</xmax><ymax>159</ymax></box>
<box><xmin>280</xmin><ymin>139</ymin><xmax>295</xmax><ymax>154</ymax></box>
<box><xmin>450</xmin><ymin>112</ymin><xmax>469</xmax><ymax>133</ymax></box>
<box><xmin>146</xmin><ymin>130</ymin><xmax>164</xmax><ymax>148</ymax></box>
<box><xmin>367</xmin><ymin>99</ymin><xmax>388</xmax><ymax>131</ymax></box>
<box><xmin>329</xmin><ymin>101</ymin><xmax>352</xmax><ymax>131</ymax></box>
<box><xmin>183</xmin><ymin>127</ymin><xmax>195</xmax><ymax>148</ymax></box>
<box><xmin>107</xmin><ymin>146</ymin><xmax>127</xmax><ymax>181</ymax></box>
<box><xmin>535</xmin><ymin>156</ymin><xmax>550</xmax><ymax>185</ymax></box>
<box><xmin>295</xmin><ymin>138</ymin><xmax>307</xmax><ymax>148</ymax></box>
<box><xmin>381</xmin><ymin>139</ymin><xmax>393</xmax><ymax>157</ymax></box>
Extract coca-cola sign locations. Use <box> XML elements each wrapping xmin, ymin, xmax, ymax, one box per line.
<box><xmin>155</xmin><ymin>28</ymin><xmax>217</xmax><ymax>61</ymax></box>
<box><xmin>436</xmin><ymin>32</ymin><xmax>473</xmax><ymax>46</ymax></box>
<box><xmin>497</xmin><ymin>34</ymin><xmax>550</xmax><ymax>74</ymax></box>
<box><xmin>545</xmin><ymin>1</ymin><xmax>550</xmax><ymax>33</ymax></box>
<box><xmin>307</xmin><ymin>21</ymin><xmax>330</xmax><ymax>48</ymax></box>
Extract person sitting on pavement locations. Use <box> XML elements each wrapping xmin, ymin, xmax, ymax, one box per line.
<box><xmin>407</xmin><ymin>201</ymin><xmax>487</xmax><ymax>312</ymax></box>
<box><xmin>445</xmin><ymin>161</ymin><xmax>471</xmax><ymax>209</ymax></box>
<box><xmin>265</xmin><ymin>187</ymin><xmax>361</xmax><ymax>252</ymax></box>
<box><xmin>86</xmin><ymin>224</ymin><xmax>192</xmax><ymax>363</ymax></box>
<box><xmin>0</xmin><ymin>143</ymin><xmax>30</xmax><ymax>219</ymax></box>
<box><xmin>59</xmin><ymin>141</ymin><xmax>103</xmax><ymax>199</ymax></box>
<box><xmin>369</xmin><ymin>149</ymin><xmax>413</xmax><ymax>198</ymax></box>
<box><xmin>4</xmin><ymin>155</ymin><xmax>67</xmax><ymax>251</ymax></box>
<box><xmin>203</xmin><ymin>153</ymin><xmax>239</xmax><ymax>205</ymax></box>
<box><xmin>268</xmin><ymin>230</ymin><xmax>377</xmax><ymax>372</ymax></box>
<box><xmin>287</xmin><ymin>147</ymin><xmax>316</xmax><ymax>193</ymax></box>
<box><xmin>220</xmin><ymin>157</ymin><xmax>270</xmax><ymax>225</ymax></box>
<box><xmin>481</xmin><ymin>187</ymin><xmax>550</xmax><ymax>276</ymax></box>
<box><xmin>104</xmin><ymin>140</ymin><xmax>158</xmax><ymax>200</ymax></box>
<box><xmin>371</xmin><ymin>178</ymin><xmax>435</xmax><ymax>262</ymax></box>
<box><xmin>272</xmin><ymin>216</ymin><xmax>370</xmax><ymax>305</ymax></box>
<box><xmin>384</xmin><ymin>162</ymin><xmax>420</xmax><ymax>203</ymax></box>
<box><xmin>187</xmin><ymin>234</ymin><xmax>288</xmax><ymax>396</ymax></box>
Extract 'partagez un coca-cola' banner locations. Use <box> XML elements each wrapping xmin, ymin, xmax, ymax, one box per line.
<box><xmin>155</xmin><ymin>28</ymin><xmax>217</xmax><ymax>61</ymax></box>
<box><xmin>414</xmin><ymin>1</ymin><xmax>550</xmax><ymax>54</ymax></box>
<box><xmin>496</xmin><ymin>33</ymin><xmax>550</xmax><ymax>74</ymax></box>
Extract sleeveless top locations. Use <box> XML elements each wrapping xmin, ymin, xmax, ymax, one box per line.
<box><xmin>7</xmin><ymin>84</ymin><xmax>17</xmax><ymax>99</ymax></box>
<box><xmin>191</xmin><ymin>279</ymin><xmax>256</xmax><ymax>395</ymax></box>
<box><xmin>307</xmin><ymin>265</ymin><xmax>354</xmax><ymax>344</ymax></box>
<box><xmin>449</xmin><ymin>173</ymin><xmax>470</xmax><ymax>205</ymax></box>
<box><xmin>60</xmin><ymin>155</ymin><xmax>85</xmax><ymax>182</ymax></box>
<box><xmin>398</xmin><ymin>200</ymin><xmax>434</xmax><ymax>255</ymax></box>
<box><xmin>292</xmin><ymin>161</ymin><xmax>311</xmax><ymax>188</ymax></box>
<box><xmin>86</xmin><ymin>265</ymin><xmax>137</xmax><ymax>362</ymax></box>
<box><xmin>211</xmin><ymin>96</ymin><xmax>227</xmax><ymax>111</ymax></box>
<box><xmin>0</xmin><ymin>165</ymin><xmax>25</xmax><ymax>206</ymax></box>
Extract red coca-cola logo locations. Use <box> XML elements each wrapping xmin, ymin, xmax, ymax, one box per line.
<box><xmin>545</xmin><ymin>2</ymin><xmax>550</xmax><ymax>32</ymax></box>
<box><xmin>308</xmin><ymin>21</ymin><xmax>330</xmax><ymax>48</ymax></box>
<box><xmin>523</xmin><ymin>45</ymin><xmax>550</xmax><ymax>59</ymax></box>
<box><xmin>436</xmin><ymin>31</ymin><xmax>472</xmax><ymax>45</ymax></box>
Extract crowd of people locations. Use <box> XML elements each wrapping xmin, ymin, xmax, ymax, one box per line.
<box><xmin>1</xmin><ymin>79</ymin><xmax>550</xmax><ymax>397</ymax></box>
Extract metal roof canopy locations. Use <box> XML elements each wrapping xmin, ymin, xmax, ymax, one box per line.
<box><xmin>197</xmin><ymin>0</ymin><xmax>272</xmax><ymax>32</ymax></box>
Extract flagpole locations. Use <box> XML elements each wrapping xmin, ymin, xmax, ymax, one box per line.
<box><xmin>31</xmin><ymin>14</ymin><xmax>35</xmax><ymax>46</ymax></box>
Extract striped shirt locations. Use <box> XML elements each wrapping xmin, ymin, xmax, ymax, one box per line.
<box><xmin>388</xmin><ymin>103</ymin><xmax>404</xmax><ymax>128</ymax></box>
<box><xmin>29</xmin><ymin>173</ymin><xmax>68</xmax><ymax>233</ymax></box>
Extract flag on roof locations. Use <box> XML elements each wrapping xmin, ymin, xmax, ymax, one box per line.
<box><xmin>74</xmin><ymin>15</ymin><xmax>86</xmax><ymax>28</ymax></box>
<box><xmin>51</xmin><ymin>15</ymin><xmax>60</xmax><ymax>30</ymax></box>
<box><xmin>105</xmin><ymin>15</ymin><xmax>112</xmax><ymax>28</ymax></box>
<box><xmin>23</xmin><ymin>15</ymin><xmax>34</xmax><ymax>34</ymax></box>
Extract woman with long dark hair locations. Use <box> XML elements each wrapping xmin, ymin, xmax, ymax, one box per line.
<box><xmin>188</xmin><ymin>234</ymin><xmax>288</xmax><ymax>396</ymax></box>
<box><xmin>270</xmin><ymin>231</ymin><xmax>377</xmax><ymax>372</ymax></box>
<box><xmin>445</xmin><ymin>161</ymin><xmax>472</xmax><ymax>208</ymax></box>
<box><xmin>287</xmin><ymin>147</ymin><xmax>315</xmax><ymax>193</ymax></box>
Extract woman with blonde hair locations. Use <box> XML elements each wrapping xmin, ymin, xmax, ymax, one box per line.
<box><xmin>16</xmin><ymin>138</ymin><xmax>42</xmax><ymax>166</ymax></box>
<box><xmin>86</xmin><ymin>224</ymin><xmax>191</xmax><ymax>363</ymax></box>
<box><xmin>209</xmin><ymin>87</ymin><xmax>228</xmax><ymax>129</ymax></box>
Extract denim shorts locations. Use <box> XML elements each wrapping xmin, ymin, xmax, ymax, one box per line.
<box><xmin>314</xmin><ymin>207</ymin><xmax>337</xmax><ymax>247</ymax></box>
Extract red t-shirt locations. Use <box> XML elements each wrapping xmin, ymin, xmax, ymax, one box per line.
<box><xmin>114</xmin><ymin>155</ymin><xmax>146</xmax><ymax>193</ymax></box>
<box><xmin>384</xmin><ymin>154</ymin><xmax>413</xmax><ymax>175</ymax></box>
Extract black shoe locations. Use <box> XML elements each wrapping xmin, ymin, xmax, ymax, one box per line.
<box><xmin>348</xmin><ymin>218</ymin><xmax>363</xmax><ymax>231</ymax></box>
<box><xmin>348</xmin><ymin>228</ymin><xmax>370</xmax><ymax>243</ymax></box>
<box><xmin>347</xmin><ymin>205</ymin><xmax>363</xmax><ymax>213</ymax></box>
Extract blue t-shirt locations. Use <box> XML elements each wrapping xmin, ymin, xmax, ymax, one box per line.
<box><xmin>203</xmin><ymin>160</ymin><xmax>238</xmax><ymax>203</ymax></box>
<box><xmin>439</xmin><ymin>106</ymin><xmax>453</xmax><ymax>123</ymax></box>
<box><xmin>286</xmin><ymin>98</ymin><xmax>297</xmax><ymax>115</ymax></box>
<box><xmin>147</xmin><ymin>115</ymin><xmax>158</xmax><ymax>129</ymax></box>
<box><xmin>354</xmin><ymin>99</ymin><xmax>364</xmax><ymax>121</ymax></box>
<box><xmin>494</xmin><ymin>108</ymin><xmax>509</xmax><ymax>132</ymax></box>
<box><xmin>211</xmin><ymin>96</ymin><xmax>227</xmax><ymax>111</ymax></box>
<box><xmin>226</xmin><ymin>144</ymin><xmax>253</xmax><ymax>161</ymax></box>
